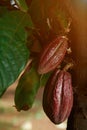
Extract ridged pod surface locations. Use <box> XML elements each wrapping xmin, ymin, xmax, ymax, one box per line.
<box><xmin>38</xmin><ymin>36</ymin><xmax>68</xmax><ymax>74</ymax></box>
<box><xmin>43</xmin><ymin>69</ymin><xmax>73</xmax><ymax>124</ymax></box>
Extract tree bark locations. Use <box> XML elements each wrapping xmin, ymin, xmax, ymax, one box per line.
<box><xmin>67</xmin><ymin>1</ymin><xmax>87</xmax><ymax>130</ymax></box>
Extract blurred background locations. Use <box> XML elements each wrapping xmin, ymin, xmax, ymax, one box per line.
<box><xmin>0</xmin><ymin>84</ymin><xmax>67</xmax><ymax>130</ymax></box>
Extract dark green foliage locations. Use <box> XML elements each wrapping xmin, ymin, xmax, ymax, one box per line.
<box><xmin>0</xmin><ymin>7</ymin><xmax>33</xmax><ymax>96</ymax></box>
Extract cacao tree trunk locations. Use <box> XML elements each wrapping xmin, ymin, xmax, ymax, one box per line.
<box><xmin>67</xmin><ymin>1</ymin><xmax>87</xmax><ymax>130</ymax></box>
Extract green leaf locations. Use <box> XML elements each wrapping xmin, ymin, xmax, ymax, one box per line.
<box><xmin>15</xmin><ymin>0</ymin><xmax>28</xmax><ymax>12</ymax></box>
<box><xmin>0</xmin><ymin>7</ymin><xmax>34</xmax><ymax>96</ymax></box>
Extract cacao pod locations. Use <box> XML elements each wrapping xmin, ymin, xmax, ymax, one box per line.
<box><xmin>38</xmin><ymin>36</ymin><xmax>68</xmax><ymax>74</ymax></box>
<box><xmin>14</xmin><ymin>67</ymin><xmax>40</xmax><ymax>111</ymax></box>
<box><xmin>43</xmin><ymin>69</ymin><xmax>73</xmax><ymax>124</ymax></box>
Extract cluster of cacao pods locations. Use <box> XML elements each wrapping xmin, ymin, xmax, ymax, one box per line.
<box><xmin>14</xmin><ymin>35</ymin><xmax>73</xmax><ymax>125</ymax></box>
<box><xmin>38</xmin><ymin>35</ymin><xmax>73</xmax><ymax>124</ymax></box>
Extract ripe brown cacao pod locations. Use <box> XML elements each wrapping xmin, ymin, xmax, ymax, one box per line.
<box><xmin>43</xmin><ymin>69</ymin><xmax>73</xmax><ymax>124</ymax></box>
<box><xmin>38</xmin><ymin>36</ymin><xmax>68</xmax><ymax>74</ymax></box>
